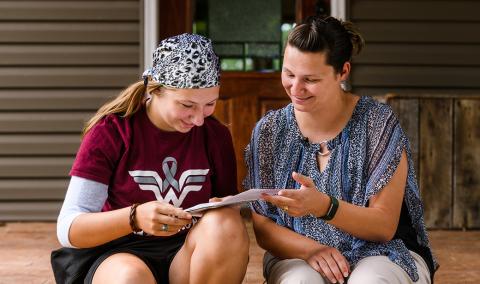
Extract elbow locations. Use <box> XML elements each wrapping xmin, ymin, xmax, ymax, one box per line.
<box><xmin>56</xmin><ymin>213</ymin><xmax>82</xmax><ymax>248</ymax></box>
<box><xmin>373</xmin><ymin>225</ymin><xmax>397</xmax><ymax>244</ymax></box>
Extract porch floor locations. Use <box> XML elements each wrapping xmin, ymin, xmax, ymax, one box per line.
<box><xmin>0</xmin><ymin>221</ymin><xmax>478</xmax><ymax>284</ymax></box>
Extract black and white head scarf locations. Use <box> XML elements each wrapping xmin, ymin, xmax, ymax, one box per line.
<box><xmin>143</xmin><ymin>33</ymin><xmax>220</xmax><ymax>89</ymax></box>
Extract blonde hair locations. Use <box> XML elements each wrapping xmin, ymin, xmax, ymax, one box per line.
<box><xmin>82</xmin><ymin>80</ymin><xmax>162</xmax><ymax>136</ymax></box>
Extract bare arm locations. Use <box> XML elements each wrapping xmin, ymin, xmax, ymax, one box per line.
<box><xmin>252</xmin><ymin>211</ymin><xmax>323</xmax><ymax>260</ymax></box>
<box><xmin>262</xmin><ymin>150</ymin><xmax>408</xmax><ymax>243</ymax></box>
<box><xmin>58</xmin><ymin>177</ymin><xmax>192</xmax><ymax>248</ymax></box>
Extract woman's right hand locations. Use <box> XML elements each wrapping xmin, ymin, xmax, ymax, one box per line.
<box><xmin>135</xmin><ymin>201</ymin><xmax>193</xmax><ymax>236</ymax></box>
<box><xmin>306</xmin><ymin>246</ymin><xmax>350</xmax><ymax>284</ymax></box>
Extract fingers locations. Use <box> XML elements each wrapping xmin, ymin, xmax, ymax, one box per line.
<box><xmin>209</xmin><ymin>196</ymin><xmax>225</xmax><ymax>202</ymax></box>
<box><xmin>261</xmin><ymin>193</ymin><xmax>293</xmax><ymax>206</ymax></box>
<box><xmin>136</xmin><ymin>201</ymin><xmax>193</xmax><ymax>236</ymax></box>
<box><xmin>155</xmin><ymin>202</ymin><xmax>192</xmax><ymax>220</ymax></box>
<box><xmin>292</xmin><ymin>171</ymin><xmax>315</xmax><ymax>187</ymax></box>
<box><xmin>157</xmin><ymin>214</ymin><xmax>191</xmax><ymax>227</ymax></box>
<box><xmin>331</xmin><ymin>252</ymin><xmax>350</xmax><ymax>278</ymax></box>
<box><xmin>309</xmin><ymin>248</ymin><xmax>349</xmax><ymax>284</ymax></box>
<box><xmin>315</xmin><ymin>257</ymin><xmax>337</xmax><ymax>283</ymax></box>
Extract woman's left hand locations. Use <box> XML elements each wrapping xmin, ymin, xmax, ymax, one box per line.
<box><xmin>261</xmin><ymin>172</ymin><xmax>329</xmax><ymax>217</ymax></box>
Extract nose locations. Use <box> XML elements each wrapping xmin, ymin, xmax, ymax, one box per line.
<box><xmin>190</xmin><ymin>109</ymin><xmax>204</xmax><ymax>126</ymax></box>
<box><xmin>290</xmin><ymin>79</ymin><xmax>304</xmax><ymax>96</ymax></box>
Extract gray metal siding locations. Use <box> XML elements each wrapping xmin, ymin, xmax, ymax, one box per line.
<box><xmin>349</xmin><ymin>0</ymin><xmax>480</xmax><ymax>96</ymax></box>
<box><xmin>0</xmin><ymin>0</ymin><xmax>140</xmax><ymax>221</ymax></box>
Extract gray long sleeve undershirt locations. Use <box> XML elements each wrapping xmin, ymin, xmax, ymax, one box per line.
<box><xmin>56</xmin><ymin>176</ymin><xmax>108</xmax><ymax>248</ymax></box>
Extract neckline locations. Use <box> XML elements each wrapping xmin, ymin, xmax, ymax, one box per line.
<box><xmin>290</xmin><ymin>95</ymin><xmax>367</xmax><ymax>150</ymax></box>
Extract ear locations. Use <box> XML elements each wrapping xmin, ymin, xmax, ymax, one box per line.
<box><xmin>339</xmin><ymin>61</ymin><xmax>351</xmax><ymax>81</ymax></box>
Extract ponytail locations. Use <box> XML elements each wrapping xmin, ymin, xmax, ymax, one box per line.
<box><xmin>83</xmin><ymin>80</ymin><xmax>160</xmax><ymax>136</ymax></box>
<box><xmin>341</xmin><ymin>21</ymin><xmax>365</xmax><ymax>57</ymax></box>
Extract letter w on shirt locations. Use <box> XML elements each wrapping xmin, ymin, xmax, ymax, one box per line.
<box><xmin>129</xmin><ymin>169</ymin><xmax>209</xmax><ymax>207</ymax></box>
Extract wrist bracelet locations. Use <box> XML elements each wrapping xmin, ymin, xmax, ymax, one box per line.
<box><xmin>320</xmin><ymin>195</ymin><xmax>339</xmax><ymax>221</ymax></box>
<box><xmin>129</xmin><ymin>203</ymin><xmax>142</xmax><ymax>233</ymax></box>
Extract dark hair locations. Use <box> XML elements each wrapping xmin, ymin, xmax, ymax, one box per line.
<box><xmin>287</xmin><ymin>16</ymin><xmax>365</xmax><ymax>73</ymax></box>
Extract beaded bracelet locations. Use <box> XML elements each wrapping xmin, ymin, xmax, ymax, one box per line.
<box><xmin>319</xmin><ymin>195</ymin><xmax>339</xmax><ymax>221</ymax></box>
<box><xmin>129</xmin><ymin>203</ymin><xmax>142</xmax><ymax>233</ymax></box>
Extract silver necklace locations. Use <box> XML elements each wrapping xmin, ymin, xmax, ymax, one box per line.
<box><xmin>318</xmin><ymin>140</ymin><xmax>330</xmax><ymax>156</ymax></box>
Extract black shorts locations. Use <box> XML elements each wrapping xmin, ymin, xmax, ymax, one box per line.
<box><xmin>51</xmin><ymin>233</ymin><xmax>187</xmax><ymax>284</ymax></box>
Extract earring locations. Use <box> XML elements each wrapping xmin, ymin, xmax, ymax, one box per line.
<box><xmin>340</xmin><ymin>80</ymin><xmax>350</xmax><ymax>92</ymax></box>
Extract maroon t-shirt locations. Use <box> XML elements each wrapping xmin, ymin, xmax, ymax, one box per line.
<box><xmin>70</xmin><ymin>107</ymin><xmax>237</xmax><ymax>212</ymax></box>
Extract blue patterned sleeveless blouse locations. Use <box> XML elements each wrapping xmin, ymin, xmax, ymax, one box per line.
<box><xmin>244</xmin><ymin>95</ymin><xmax>437</xmax><ymax>281</ymax></box>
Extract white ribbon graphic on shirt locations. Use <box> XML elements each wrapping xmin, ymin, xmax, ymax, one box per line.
<box><xmin>129</xmin><ymin>157</ymin><xmax>209</xmax><ymax>207</ymax></box>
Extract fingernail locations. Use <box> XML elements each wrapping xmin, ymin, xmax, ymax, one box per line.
<box><xmin>343</xmin><ymin>272</ymin><xmax>349</xmax><ymax>277</ymax></box>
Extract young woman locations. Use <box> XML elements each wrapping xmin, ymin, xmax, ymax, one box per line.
<box><xmin>245</xmin><ymin>17</ymin><xmax>437</xmax><ymax>284</ymax></box>
<box><xmin>52</xmin><ymin>33</ymin><xmax>249</xmax><ymax>284</ymax></box>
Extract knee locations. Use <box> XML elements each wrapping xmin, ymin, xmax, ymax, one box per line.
<box><xmin>269</xmin><ymin>259</ymin><xmax>324</xmax><ymax>284</ymax></box>
<box><xmin>92</xmin><ymin>254</ymin><xmax>155</xmax><ymax>284</ymax></box>
<box><xmin>198</xmin><ymin>207</ymin><xmax>249</xmax><ymax>249</ymax></box>
<box><xmin>348</xmin><ymin>256</ymin><xmax>396</xmax><ymax>284</ymax></box>
<box><xmin>347</xmin><ymin>273</ymin><xmax>389</xmax><ymax>284</ymax></box>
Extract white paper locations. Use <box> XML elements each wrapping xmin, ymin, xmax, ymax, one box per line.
<box><xmin>184</xmin><ymin>188</ymin><xmax>281</xmax><ymax>216</ymax></box>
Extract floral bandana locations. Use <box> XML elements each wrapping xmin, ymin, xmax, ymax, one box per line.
<box><xmin>143</xmin><ymin>33</ymin><xmax>220</xmax><ymax>89</ymax></box>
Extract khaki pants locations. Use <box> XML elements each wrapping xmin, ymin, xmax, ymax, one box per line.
<box><xmin>264</xmin><ymin>250</ymin><xmax>431</xmax><ymax>284</ymax></box>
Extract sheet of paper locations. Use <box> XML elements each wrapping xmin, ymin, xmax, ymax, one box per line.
<box><xmin>185</xmin><ymin>188</ymin><xmax>281</xmax><ymax>216</ymax></box>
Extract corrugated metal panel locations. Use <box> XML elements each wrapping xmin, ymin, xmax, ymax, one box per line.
<box><xmin>0</xmin><ymin>45</ymin><xmax>139</xmax><ymax>66</ymax></box>
<box><xmin>0</xmin><ymin>23</ymin><xmax>139</xmax><ymax>43</ymax></box>
<box><xmin>0</xmin><ymin>0</ymin><xmax>141</xmax><ymax>221</ymax></box>
<box><xmin>356</xmin><ymin>22</ymin><xmax>480</xmax><ymax>44</ymax></box>
<box><xmin>0</xmin><ymin>157</ymin><xmax>74</xmax><ymax>178</ymax></box>
<box><xmin>0</xmin><ymin>90</ymin><xmax>118</xmax><ymax>110</ymax></box>
<box><xmin>352</xmin><ymin>66</ymin><xmax>480</xmax><ymax>88</ymax></box>
<box><xmin>0</xmin><ymin>135</ymin><xmax>79</xmax><ymax>155</ymax></box>
<box><xmin>356</xmin><ymin>43</ymin><xmax>480</xmax><ymax>66</ymax></box>
<box><xmin>0</xmin><ymin>67</ymin><xmax>138</xmax><ymax>88</ymax></box>
<box><xmin>0</xmin><ymin>202</ymin><xmax>63</xmax><ymax>221</ymax></box>
<box><xmin>0</xmin><ymin>180</ymin><xmax>68</xmax><ymax>199</ymax></box>
<box><xmin>0</xmin><ymin>112</ymin><xmax>92</xmax><ymax>133</ymax></box>
<box><xmin>351</xmin><ymin>0</ymin><xmax>479</xmax><ymax>21</ymax></box>
<box><xmin>0</xmin><ymin>1</ymin><xmax>139</xmax><ymax>21</ymax></box>
<box><xmin>350</xmin><ymin>0</ymin><xmax>480</xmax><ymax>93</ymax></box>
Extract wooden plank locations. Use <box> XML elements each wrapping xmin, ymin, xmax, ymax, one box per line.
<box><xmin>0</xmin><ymin>179</ymin><xmax>68</xmax><ymax>200</ymax></box>
<box><xmin>356</xmin><ymin>22</ymin><xmax>480</xmax><ymax>43</ymax></box>
<box><xmin>0</xmin><ymin>1</ymin><xmax>139</xmax><ymax>21</ymax></box>
<box><xmin>0</xmin><ymin>201</ymin><xmax>62</xmax><ymax>221</ymax></box>
<box><xmin>0</xmin><ymin>134</ymin><xmax>80</xmax><ymax>155</ymax></box>
<box><xmin>0</xmin><ymin>90</ymin><xmax>117</xmax><ymax>111</ymax></box>
<box><xmin>351</xmin><ymin>0</ymin><xmax>479</xmax><ymax>21</ymax></box>
<box><xmin>0</xmin><ymin>23</ymin><xmax>139</xmax><ymax>43</ymax></box>
<box><xmin>159</xmin><ymin>0</ymin><xmax>193</xmax><ymax>40</ymax></box>
<box><xmin>0</xmin><ymin>112</ymin><xmax>91</xmax><ymax>133</ymax></box>
<box><xmin>387</xmin><ymin>98</ymin><xmax>419</xmax><ymax>173</ymax></box>
<box><xmin>352</xmin><ymin>66</ymin><xmax>480</xmax><ymax>88</ymax></box>
<box><xmin>230</xmin><ymin>96</ymin><xmax>258</xmax><ymax>191</ymax></box>
<box><xmin>0</xmin><ymin>45</ymin><xmax>139</xmax><ymax>66</ymax></box>
<box><xmin>0</xmin><ymin>67</ymin><xmax>138</xmax><ymax>88</ymax></box>
<box><xmin>220</xmin><ymin>71</ymin><xmax>284</xmax><ymax>99</ymax></box>
<box><xmin>260</xmin><ymin>99</ymin><xmax>290</xmax><ymax>116</ymax></box>
<box><xmin>213</xmin><ymin>99</ymin><xmax>233</xmax><ymax>133</ymax></box>
<box><xmin>419</xmin><ymin>99</ymin><xmax>453</xmax><ymax>229</ymax></box>
<box><xmin>454</xmin><ymin>99</ymin><xmax>480</xmax><ymax>229</ymax></box>
<box><xmin>355</xmin><ymin>43</ymin><xmax>480</xmax><ymax>66</ymax></box>
<box><xmin>0</xmin><ymin>157</ymin><xmax>73</xmax><ymax>178</ymax></box>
